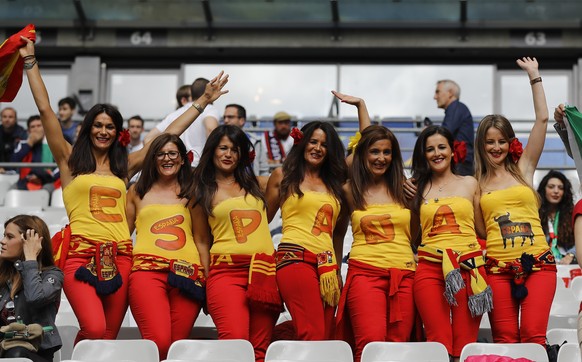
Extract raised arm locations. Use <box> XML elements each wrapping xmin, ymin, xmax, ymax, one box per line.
<box><xmin>19</xmin><ymin>37</ymin><xmax>71</xmax><ymax>169</ymax></box>
<box><xmin>128</xmin><ymin>71</ymin><xmax>229</xmax><ymax>178</ymax></box>
<box><xmin>331</xmin><ymin>91</ymin><xmax>371</xmax><ymax>131</ymax></box>
<box><xmin>516</xmin><ymin>57</ymin><xmax>549</xmax><ymax>183</ymax></box>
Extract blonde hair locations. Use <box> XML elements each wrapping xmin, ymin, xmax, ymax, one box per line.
<box><xmin>474</xmin><ymin>115</ymin><xmax>536</xmax><ymax>195</ymax></box>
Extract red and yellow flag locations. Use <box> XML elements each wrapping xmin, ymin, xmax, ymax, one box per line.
<box><xmin>0</xmin><ymin>24</ymin><xmax>36</xmax><ymax>102</ymax></box>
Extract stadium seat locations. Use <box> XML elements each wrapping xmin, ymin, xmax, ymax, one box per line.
<box><xmin>57</xmin><ymin>325</ymin><xmax>80</xmax><ymax>361</ymax></box>
<box><xmin>51</xmin><ymin>188</ymin><xmax>64</xmax><ymax>207</ymax></box>
<box><xmin>551</xmin><ymin>278</ymin><xmax>578</xmax><ymax>316</ymax></box>
<box><xmin>361</xmin><ymin>341</ymin><xmax>449</xmax><ymax>362</ymax></box>
<box><xmin>70</xmin><ymin>339</ymin><xmax>159</xmax><ymax>362</ymax></box>
<box><xmin>570</xmin><ymin>275</ymin><xmax>582</xmax><ymax>300</ymax></box>
<box><xmin>164</xmin><ymin>339</ymin><xmax>254</xmax><ymax>362</ymax></box>
<box><xmin>557</xmin><ymin>343</ymin><xmax>581</xmax><ymax>362</ymax></box>
<box><xmin>460</xmin><ymin>342</ymin><xmax>549</xmax><ymax>362</ymax></box>
<box><xmin>547</xmin><ymin>328</ymin><xmax>578</xmax><ymax>345</ymax></box>
<box><xmin>265</xmin><ymin>340</ymin><xmax>353</xmax><ymax>361</ymax></box>
<box><xmin>0</xmin><ymin>179</ymin><xmax>14</xmax><ymax>205</ymax></box>
<box><xmin>4</xmin><ymin>189</ymin><xmax>49</xmax><ymax>208</ymax></box>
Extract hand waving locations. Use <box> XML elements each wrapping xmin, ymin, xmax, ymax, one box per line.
<box><xmin>202</xmin><ymin>71</ymin><xmax>229</xmax><ymax>103</ymax></box>
<box><xmin>516</xmin><ymin>57</ymin><xmax>540</xmax><ymax>78</ymax></box>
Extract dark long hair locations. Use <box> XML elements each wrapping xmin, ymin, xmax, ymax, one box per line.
<box><xmin>189</xmin><ymin>125</ymin><xmax>264</xmax><ymax>216</ymax></box>
<box><xmin>280</xmin><ymin>121</ymin><xmax>347</xmax><ymax>205</ymax></box>
<box><xmin>410</xmin><ymin>125</ymin><xmax>456</xmax><ymax>213</ymax></box>
<box><xmin>351</xmin><ymin>125</ymin><xmax>406</xmax><ymax>210</ymax></box>
<box><xmin>537</xmin><ymin>170</ymin><xmax>575</xmax><ymax>250</ymax></box>
<box><xmin>0</xmin><ymin>215</ymin><xmax>54</xmax><ymax>298</ymax></box>
<box><xmin>134</xmin><ymin>134</ymin><xmax>192</xmax><ymax>199</ymax></box>
<box><xmin>69</xmin><ymin>104</ymin><xmax>128</xmax><ymax>180</ymax></box>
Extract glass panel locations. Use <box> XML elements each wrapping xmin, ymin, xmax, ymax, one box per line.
<box><xmin>500</xmin><ymin>72</ymin><xmax>569</xmax><ymax>125</ymax></box>
<box><xmin>183</xmin><ymin>64</ymin><xmax>337</xmax><ymax>119</ymax></box>
<box><xmin>211</xmin><ymin>0</ymin><xmax>331</xmax><ymax>23</ymax></box>
<box><xmin>82</xmin><ymin>0</ymin><xmax>205</xmax><ymax>25</ymax></box>
<box><xmin>339</xmin><ymin>65</ymin><xmax>494</xmax><ymax>119</ymax></box>
<box><xmin>1</xmin><ymin>71</ymin><xmax>69</xmax><ymax>121</ymax></box>
<box><xmin>108</xmin><ymin>71</ymin><xmax>178</xmax><ymax>120</ymax></box>
<box><xmin>340</xmin><ymin>0</ymin><xmax>459</xmax><ymax>23</ymax></box>
<box><xmin>469</xmin><ymin>1</ymin><xmax>582</xmax><ymax>23</ymax></box>
<box><xmin>0</xmin><ymin>0</ymin><xmax>76</xmax><ymax>22</ymax></box>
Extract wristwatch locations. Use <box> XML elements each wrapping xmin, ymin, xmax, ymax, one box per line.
<box><xmin>192</xmin><ymin>103</ymin><xmax>205</xmax><ymax>113</ymax></box>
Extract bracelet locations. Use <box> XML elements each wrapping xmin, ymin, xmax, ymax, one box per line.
<box><xmin>23</xmin><ymin>55</ymin><xmax>35</xmax><ymax>61</ymax></box>
<box><xmin>191</xmin><ymin>102</ymin><xmax>205</xmax><ymax>113</ymax></box>
<box><xmin>530</xmin><ymin>77</ymin><xmax>542</xmax><ymax>85</ymax></box>
<box><xmin>23</xmin><ymin>59</ymin><xmax>37</xmax><ymax>70</ymax></box>
<box><xmin>567</xmin><ymin>252</ymin><xmax>575</xmax><ymax>258</ymax></box>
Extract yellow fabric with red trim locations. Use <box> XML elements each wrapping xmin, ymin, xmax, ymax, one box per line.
<box><xmin>481</xmin><ymin>185</ymin><xmax>549</xmax><ymax>261</ymax></box>
<box><xmin>350</xmin><ymin>203</ymin><xmax>415</xmax><ymax>270</ymax></box>
<box><xmin>420</xmin><ymin>196</ymin><xmax>480</xmax><ymax>254</ymax></box>
<box><xmin>63</xmin><ymin>174</ymin><xmax>130</xmax><ymax>243</ymax></box>
<box><xmin>132</xmin><ymin>203</ymin><xmax>200</xmax><ymax>269</ymax></box>
<box><xmin>208</xmin><ymin>195</ymin><xmax>273</xmax><ymax>256</ymax></box>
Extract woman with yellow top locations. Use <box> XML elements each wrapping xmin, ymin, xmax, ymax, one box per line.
<box><xmin>190</xmin><ymin>125</ymin><xmax>281</xmax><ymax>362</ymax></box>
<box><xmin>266</xmin><ymin>121</ymin><xmax>349</xmax><ymax>341</ymax></box>
<box><xmin>475</xmin><ymin>57</ymin><xmax>555</xmax><ymax>345</ymax></box>
<box><xmin>331</xmin><ymin>92</ymin><xmax>417</xmax><ymax>362</ymax></box>
<box><xmin>18</xmin><ymin>38</ymin><xmax>228</xmax><ymax>342</ymax></box>
<box><xmin>126</xmin><ymin>134</ymin><xmax>205</xmax><ymax>360</ymax></box>
<box><xmin>411</xmin><ymin>125</ymin><xmax>489</xmax><ymax>361</ymax></box>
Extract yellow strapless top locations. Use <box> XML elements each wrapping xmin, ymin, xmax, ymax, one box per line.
<box><xmin>350</xmin><ymin>203</ymin><xmax>415</xmax><ymax>270</ymax></box>
<box><xmin>480</xmin><ymin>185</ymin><xmax>548</xmax><ymax>260</ymax></box>
<box><xmin>419</xmin><ymin>196</ymin><xmax>480</xmax><ymax>253</ymax></box>
<box><xmin>280</xmin><ymin>191</ymin><xmax>340</xmax><ymax>255</ymax></box>
<box><xmin>208</xmin><ymin>195</ymin><xmax>273</xmax><ymax>255</ymax></box>
<box><xmin>134</xmin><ymin>204</ymin><xmax>200</xmax><ymax>264</ymax></box>
<box><xmin>63</xmin><ymin>174</ymin><xmax>130</xmax><ymax>242</ymax></box>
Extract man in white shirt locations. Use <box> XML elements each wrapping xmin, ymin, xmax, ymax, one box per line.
<box><xmin>144</xmin><ymin>78</ymin><xmax>219</xmax><ymax>166</ymax></box>
<box><xmin>223</xmin><ymin>104</ymin><xmax>269</xmax><ymax>176</ymax></box>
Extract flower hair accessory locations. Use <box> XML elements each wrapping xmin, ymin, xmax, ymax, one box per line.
<box><xmin>509</xmin><ymin>138</ymin><xmax>523</xmax><ymax>163</ymax></box>
<box><xmin>347</xmin><ymin>131</ymin><xmax>362</xmax><ymax>153</ymax></box>
<box><xmin>117</xmin><ymin>129</ymin><xmax>130</xmax><ymax>147</ymax></box>
<box><xmin>248</xmin><ymin>149</ymin><xmax>256</xmax><ymax>165</ymax></box>
<box><xmin>186</xmin><ymin>150</ymin><xmax>194</xmax><ymax>164</ymax></box>
<box><xmin>290</xmin><ymin>127</ymin><xmax>303</xmax><ymax>145</ymax></box>
<box><xmin>453</xmin><ymin>140</ymin><xmax>467</xmax><ymax>164</ymax></box>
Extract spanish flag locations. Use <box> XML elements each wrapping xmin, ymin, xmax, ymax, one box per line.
<box><xmin>0</xmin><ymin>24</ymin><xmax>36</xmax><ymax>102</ymax></box>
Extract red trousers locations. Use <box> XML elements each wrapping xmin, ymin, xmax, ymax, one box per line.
<box><xmin>63</xmin><ymin>255</ymin><xmax>131</xmax><ymax>342</ymax></box>
<box><xmin>346</xmin><ymin>271</ymin><xmax>415</xmax><ymax>362</ymax></box>
<box><xmin>128</xmin><ymin>271</ymin><xmax>202</xmax><ymax>360</ymax></box>
<box><xmin>414</xmin><ymin>261</ymin><xmax>481</xmax><ymax>357</ymax></box>
<box><xmin>276</xmin><ymin>262</ymin><xmax>336</xmax><ymax>340</ymax></box>
<box><xmin>487</xmin><ymin>269</ymin><xmax>556</xmax><ymax>345</ymax></box>
<box><xmin>206</xmin><ymin>268</ymin><xmax>278</xmax><ymax>362</ymax></box>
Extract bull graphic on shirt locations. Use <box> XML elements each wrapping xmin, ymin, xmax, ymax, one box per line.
<box><xmin>494</xmin><ymin>212</ymin><xmax>534</xmax><ymax>249</ymax></box>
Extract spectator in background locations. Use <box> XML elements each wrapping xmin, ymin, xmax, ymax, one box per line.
<box><xmin>11</xmin><ymin>115</ymin><xmax>55</xmax><ymax>192</ymax></box>
<box><xmin>0</xmin><ymin>107</ymin><xmax>28</xmax><ymax>172</ymax></box>
<box><xmin>261</xmin><ymin>111</ymin><xmax>293</xmax><ymax>167</ymax></box>
<box><xmin>57</xmin><ymin>97</ymin><xmax>79</xmax><ymax>144</ymax></box>
<box><xmin>223</xmin><ymin>104</ymin><xmax>269</xmax><ymax>176</ymax></box>
<box><xmin>145</xmin><ymin>78</ymin><xmax>220</xmax><ymax>166</ymax></box>
<box><xmin>127</xmin><ymin>115</ymin><xmax>144</xmax><ymax>153</ymax></box>
<box><xmin>434</xmin><ymin>80</ymin><xmax>474</xmax><ymax>176</ymax></box>
<box><xmin>537</xmin><ymin>170</ymin><xmax>576</xmax><ymax>265</ymax></box>
<box><xmin>175</xmin><ymin>84</ymin><xmax>191</xmax><ymax>109</ymax></box>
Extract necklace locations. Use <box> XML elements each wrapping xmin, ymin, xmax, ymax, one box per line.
<box><xmin>437</xmin><ymin>181</ymin><xmax>449</xmax><ymax>192</ymax></box>
<box><xmin>216</xmin><ymin>178</ymin><xmax>236</xmax><ymax>185</ymax></box>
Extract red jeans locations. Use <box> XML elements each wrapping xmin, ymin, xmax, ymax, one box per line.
<box><xmin>276</xmin><ymin>262</ymin><xmax>336</xmax><ymax>340</ymax></box>
<box><xmin>63</xmin><ymin>255</ymin><xmax>131</xmax><ymax>342</ymax></box>
<box><xmin>487</xmin><ymin>269</ymin><xmax>556</xmax><ymax>345</ymax></box>
<box><xmin>346</xmin><ymin>271</ymin><xmax>415</xmax><ymax>362</ymax></box>
<box><xmin>206</xmin><ymin>268</ymin><xmax>278</xmax><ymax>362</ymax></box>
<box><xmin>128</xmin><ymin>271</ymin><xmax>201</xmax><ymax>360</ymax></box>
<box><xmin>414</xmin><ymin>261</ymin><xmax>481</xmax><ymax>357</ymax></box>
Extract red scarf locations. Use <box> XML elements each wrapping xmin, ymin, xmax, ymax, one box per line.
<box><xmin>0</xmin><ymin>24</ymin><xmax>36</xmax><ymax>102</ymax></box>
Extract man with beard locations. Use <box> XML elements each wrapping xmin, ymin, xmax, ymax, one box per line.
<box><xmin>261</xmin><ymin>111</ymin><xmax>293</xmax><ymax>169</ymax></box>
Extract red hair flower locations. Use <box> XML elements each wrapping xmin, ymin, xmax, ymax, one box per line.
<box><xmin>248</xmin><ymin>149</ymin><xmax>256</xmax><ymax>165</ymax></box>
<box><xmin>290</xmin><ymin>127</ymin><xmax>303</xmax><ymax>145</ymax></box>
<box><xmin>509</xmin><ymin>138</ymin><xmax>523</xmax><ymax>163</ymax></box>
<box><xmin>186</xmin><ymin>150</ymin><xmax>194</xmax><ymax>164</ymax></box>
<box><xmin>117</xmin><ymin>129</ymin><xmax>130</xmax><ymax>147</ymax></box>
<box><xmin>453</xmin><ymin>140</ymin><xmax>467</xmax><ymax>164</ymax></box>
